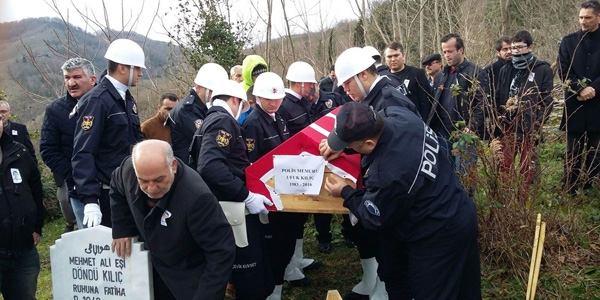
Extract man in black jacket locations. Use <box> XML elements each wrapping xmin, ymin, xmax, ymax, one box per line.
<box><xmin>494</xmin><ymin>31</ymin><xmax>554</xmax><ymax>187</ymax></box>
<box><xmin>322</xmin><ymin>102</ymin><xmax>481</xmax><ymax>300</ymax></box>
<box><xmin>40</xmin><ymin>57</ymin><xmax>96</xmax><ymax>232</ymax></box>
<box><xmin>111</xmin><ymin>140</ymin><xmax>235</xmax><ymax>300</ymax></box>
<box><xmin>384</xmin><ymin>41</ymin><xmax>433</xmax><ymax>118</ymax></box>
<box><xmin>427</xmin><ymin>33</ymin><xmax>484</xmax><ymax>177</ymax></box>
<box><xmin>558</xmin><ymin>0</ymin><xmax>600</xmax><ymax>194</ymax></box>
<box><xmin>0</xmin><ymin>101</ymin><xmax>36</xmax><ymax>162</ymax></box>
<box><xmin>481</xmin><ymin>37</ymin><xmax>512</xmax><ymax>100</ymax></box>
<box><xmin>0</xmin><ymin>116</ymin><xmax>45</xmax><ymax>300</ymax></box>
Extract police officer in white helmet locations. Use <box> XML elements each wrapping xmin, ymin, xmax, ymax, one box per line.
<box><xmin>190</xmin><ymin>80</ymin><xmax>276</xmax><ymax>300</ymax></box>
<box><xmin>242</xmin><ymin>72</ymin><xmax>292</xmax><ymax>300</ymax></box>
<box><xmin>277</xmin><ymin>61</ymin><xmax>324</xmax><ymax>287</ymax></box>
<box><xmin>72</xmin><ymin>38</ymin><xmax>145</xmax><ymax>228</ymax></box>
<box><xmin>169</xmin><ymin>63</ymin><xmax>229</xmax><ymax>163</ymax></box>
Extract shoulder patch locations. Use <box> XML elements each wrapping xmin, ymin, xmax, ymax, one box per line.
<box><xmin>81</xmin><ymin>116</ymin><xmax>94</xmax><ymax>130</ymax></box>
<box><xmin>216</xmin><ymin>129</ymin><xmax>232</xmax><ymax>147</ymax></box>
<box><xmin>363</xmin><ymin>200</ymin><xmax>380</xmax><ymax>216</ymax></box>
<box><xmin>246</xmin><ymin>138</ymin><xmax>255</xmax><ymax>152</ymax></box>
<box><xmin>325</xmin><ymin>99</ymin><xmax>333</xmax><ymax>108</ymax></box>
<box><xmin>194</xmin><ymin>119</ymin><xmax>203</xmax><ymax>129</ymax></box>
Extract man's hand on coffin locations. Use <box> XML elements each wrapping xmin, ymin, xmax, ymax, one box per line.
<box><xmin>325</xmin><ymin>176</ymin><xmax>348</xmax><ymax>198</ymax></box>
<box><xmin>319</xmin><ymin>139</ymin><xmax>342</xmax><ymax>161</ymax></box>
<box><xmin>244</xmin><ymin>192</ymin><xmax>273</xmax><ymax>215</ymax></box>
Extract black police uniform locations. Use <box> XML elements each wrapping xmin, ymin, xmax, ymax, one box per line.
<box><xmin>376</xmin><ymin>64</ymin><xmax>403</xmax><ymax>88</ymax></box>
<box><xmin>242</xmin><ymin>105</ymin><xmax>294</xmax><ymax>286</ymax></box>
<box><xmin>190</xmin><ymin>105</ymin><xmax>274</xmax><ymax>300</ymax></box>
<box><xmin>340</xmin><ymin>106</ymin><xmax>481</xmax><ymax>299</ymax></box>
<box><xmin>390</xmin><ymin>64</ymin><xmax>433</xmax><ymax>119</ymax></box>
<box><xmin>363</xmin><ymin>77</ymin><xmax>420</xmax><ymax>117</ymax></box>
<box><xmin>278</xmin><ymin>91</ymin><xmax>311</xmax><ymax>137</ymax></box>
<box><xmin>309</xmin><ymin>90</ymin><xmax>348</xmax><ymax>120</ymax></box>
<box><xmin>341</xmin><ymin>77</ymin><xmax>422</xmax><ymax>265</ymax></box>
<box><xmin>40</xmin><ymin>93</ymin><xmax>78</xmax><ymax>198</ymax></box>
<box><xmin>168</xmin><ymin>88</ymin><xmax>207</xmax><ymax>163</ymax></box>
<box><xmin>71</xmin><ymin>76</ymin><xmax>142</xmax><ymax>227</ymax></box>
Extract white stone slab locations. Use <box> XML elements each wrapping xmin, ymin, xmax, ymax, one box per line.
<box><xmin>50</xmin><ymin>225</ymin><xmax>153</xmax><ymax>300</ymax></box>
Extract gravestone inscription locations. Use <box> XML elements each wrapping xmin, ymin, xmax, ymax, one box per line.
<box><xmin>50</xmin><ymin>225</ymin><xmax>153</xmax><ymax>299</ymax></box>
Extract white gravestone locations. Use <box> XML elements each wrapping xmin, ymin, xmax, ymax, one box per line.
<box><xmin>50</xmin><ymin>225</ymin><xmax>153</xmax><ymax>300</ymax></box>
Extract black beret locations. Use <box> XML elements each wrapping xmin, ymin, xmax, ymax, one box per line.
<box><xmin>421</xmin><ymin>53</ymin><xmax>442</xmax><ymax>66</ymax></box>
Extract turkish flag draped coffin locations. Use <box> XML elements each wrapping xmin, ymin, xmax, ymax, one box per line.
<box><xmin>245</xmin><ymin>106</ymin><xmax>361</xmax><ymax>213</ymax></box>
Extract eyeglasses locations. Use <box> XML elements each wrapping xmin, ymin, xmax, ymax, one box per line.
<box><xmin>510</xmin><ymin>44</ymin><xmax>529</xmax><ymax>51</ymax></box>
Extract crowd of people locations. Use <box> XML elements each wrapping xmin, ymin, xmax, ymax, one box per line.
<box><xmin>1</xmin><ymin>0</ymin><xmax>600</xmax><ymax>299</ymax></box>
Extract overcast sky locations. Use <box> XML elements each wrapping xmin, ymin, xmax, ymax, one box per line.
<box><xmin>0</xmin><ymin>0</ymin><xmax>360</xmax><ymax>43</ymax></box>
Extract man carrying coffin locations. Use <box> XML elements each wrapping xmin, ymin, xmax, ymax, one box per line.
<box><xmin>321</xmin><ymin>102</ymin><xmax>482</xmax><ymax>299</ymax></box>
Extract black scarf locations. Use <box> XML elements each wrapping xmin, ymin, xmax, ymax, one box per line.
<box><xmin>512</xmin><ymin>51</ymin><xmax>535</xmax><ymax>70</ymax></box>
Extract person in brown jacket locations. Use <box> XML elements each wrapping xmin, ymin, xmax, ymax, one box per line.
<box><xmin>141</xmin><ymin>93</ymin><xmax>179</xmax><ymax>143</ymax></box>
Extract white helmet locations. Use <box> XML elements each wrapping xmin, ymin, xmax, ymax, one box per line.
<box><xmin>285</xmin><ymin>61</ymin><xmax>317</xmax><ymax>83</ymax></box>
<box><xmin>335</xmin><ymin>47</ymin><xmax>375</xmax><ymax>86</ymax></box>
<box><xmin>363</xmin><ymin>45</ymin><xmax>381</xmax><ymax>59</ymax></box>
<box><xmin>253</xmin><ymin>72</ymin><xmax>285</xmax><ymax>99</ymax></box>
<box><xmin>104</xmin><ymin>39</ymin><xmax>146</xmax><ymax>69</ymax></box>
<box><xmin>194</xmin><ymin>63</ymin><xmax>228</xmax><ymax>90</ymax></box>
<box><xmin>212</xmin><ymin>80</ymin><xmax>250</xmax><ymax>117</ymax></box>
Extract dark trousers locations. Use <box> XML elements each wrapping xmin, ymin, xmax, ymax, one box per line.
<box><xmin>266</xmin><ymin>213</ymin><xmax>297</xmax><ymax>285</ymax></box>
<box><xmin>293</xmin><ymin>213</ymin><xmax>332</xmax><ymax>243</ymax></box>
<box><xmin>563</xmin><ymin>131</ymin><xmax>600</xmax><ymax>192</ymax></box>
<box><xmin>314</xmin><ymin>214</ymin><xmax>332</xmax><ymax>243</ymax></box>
<box><xmin>100</xmin><ymin>188</ymin><xmax>112</xmax><ymax>227</ymax></box>
<box><xmin>231</xmin><ymin>214</ymin><xmax>274</xmax><ymax>300</ymax></box>
<box><xmin>342</xmin><ymin>215</ymin><xmax>378</xmax><ymax>259</ymax></box>
<box><xmin>377</xmin><ymin>199</ymin><xmax>481</xmax><ymax>300</ymax></box>
<box><xmin>0</xmin><ymin>247</ymin><xmax>40</xmax><ymax>300</ymax></box>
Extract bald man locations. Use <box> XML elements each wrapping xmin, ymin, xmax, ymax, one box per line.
<box><xmin>110</xmin><ymin>140</ymin><xmax>235</xmax><ymax>300</ymax></box>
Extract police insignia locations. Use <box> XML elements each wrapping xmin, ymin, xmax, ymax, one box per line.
<box><xmin>132</xmin><ymin>103</ymin><xmax>138</xmax><ymax>114</ymax></box>
<box><xmin>246</xmin><ymin>138</ymin><xmax>255</xmax><ymax>152</ymax></box>
<box><xmin>216</xmin><ymin>130</ymin><xmax>232</xmax><ymax>147</ymax></box>
<box><xmin>325</xmin><ymin>99</ymin><xmax>333</xmax><ymax>108</ymax></box>
<box><xmin>363</xmin><ymin>200</ymin><xmax>380</xmax><ymax>216</ymax></box>
<box><xmin>194</xmin><ymin>119</ymin><xmax>203</xmax><ymax>129</ymax></box>
<box><xmin>81</xmin><ymin>116</ymin><xmax>94</xmax><ymax>130</ymax></box>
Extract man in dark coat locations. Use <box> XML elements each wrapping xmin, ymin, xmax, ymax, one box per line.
<box><xmin>40</xmin><ymin>57</ymin><xmax>96</xmax><ymax>232</ymax></box>
<box><xmin>0</xmin><ymin>101</ymin><xmax>36</xmax><ymax>162</ymax></box>
<box><xmin>558</xmin><ymin>0</ymin><xmax>600</xmax><ymax>194</ymax></box>
<box><xmin>480</xmin><ymin>37</ymin><xmax>513</xmax><ymax>140</ymax></box>
<box><xmin>319</xmin><ymin>65</ymin><xmax>336</xmax><ymax>92</ymax></box>
<box><xmin>321</xmin><ymin>102</ymin><xmax>481</xmax><ymax>300</ymax></box>
<box><xmin>0</xmin><ymin>116</ymin><xmax>45</xmax><ymax>300</ymax></box>
<box><xmin>111</xmin><ymin>140</ymin><xmax>235</xmax><ymax>300</ymax></box>
<box><xmin>494</xmin><ymin>30</ymin><xmax>554</xmax><ymax>187</ymax></box>
<box><xmin>384</xmin><ymin>41</ymin><xmax>433</xmax><ymax>118</ymax></box>
<box><xmin>427</xmin><ymin>33</ymin><xmax>484</xmax><ymax>177</ymax></box>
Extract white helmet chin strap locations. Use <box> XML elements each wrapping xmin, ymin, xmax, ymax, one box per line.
<box><xmin>353</xmin><ymin>75</ymin><xmax>367</xmax><ymax>99</ymax></box>
<box><xmin>205</xmin><ymin>89</ymin><xmax>211</xmax><ymax>106</ymax></box>
<box><xmin>127</xmin><ymin>66</ymin><xmax>134</xmax><ymax>87</ymax></box>
<box><xmin>235</xmin><ymin>98</ymin><xmax>244</xmax><ymax>120</ymax></box>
